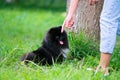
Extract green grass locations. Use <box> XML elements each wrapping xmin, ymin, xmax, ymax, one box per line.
<box><xmin>0</xmin><ymin>6</ymin><xmax>120</xmax><ymax>80</ymax></box>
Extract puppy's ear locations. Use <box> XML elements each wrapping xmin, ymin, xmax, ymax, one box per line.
<box><xmin>48</xmin><ymin>26</ymin><xmax>63</xmax><ymax>35</ymax></box>
<box><xmin>48</xmin><ymin>27</ymin><xmax>59</xmax><ymax>34</ymax></box>
<box><xmin>58</xmin><ymin>26</ymin><xmax>62</xmax><ymax>28</ymax></box>
<box><xmin>57</xmin><ymin>26</ymin><xmax>62</xmax><ymax>31</ymax></box>
<box><xmin>48</xmin><ymin>28</ymin><xmax>54</xmax><ymax>34</ymax></box>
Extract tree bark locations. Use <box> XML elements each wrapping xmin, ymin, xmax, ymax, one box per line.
<box><xmin>67</xmin><ymin>0</ymin><xmax>103</xmax><ymax>40</ymax></box>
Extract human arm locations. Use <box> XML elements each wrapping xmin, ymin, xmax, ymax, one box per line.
<box><xmin>61</xmin><ymin>0</ymin><xmax>79</xmax><ymax>32</ymax></box>
<box><xmin>61</xmin><ymin>0</ymin><xmax>101</xmax><ymax>32</ymax></box>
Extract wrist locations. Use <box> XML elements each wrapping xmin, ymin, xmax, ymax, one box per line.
<box><xmin>67</xmin><ymin>12</ymin><xmax>74</xmax><ymax>18</ymax></box>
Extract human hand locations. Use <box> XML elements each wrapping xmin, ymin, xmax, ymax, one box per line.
<box><xmin>89</xmin><ymin>0</ymin><xmax>101</xmax><ymax>5</ymax></box>
<box><xmin>61</xmin><ymin>15</ymin><xmax>74</xmax><ymax>33</ymax></box>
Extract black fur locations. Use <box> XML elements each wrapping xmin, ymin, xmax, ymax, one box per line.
<box><xmin>20</xmin><ymin>26</ymin><xmax>69</xmax><ymax>65</ymax></box>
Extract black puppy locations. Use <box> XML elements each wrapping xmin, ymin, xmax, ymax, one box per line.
<box><xmin>20</xmin><ymin>26</ymin><xmax>69</xmax><ymax>65</ymax></box>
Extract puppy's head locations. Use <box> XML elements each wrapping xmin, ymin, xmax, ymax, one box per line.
<box><xmin>44</xmin><ymin>26</ymin><xmax>69</xmax><ymax>48</ymax></box>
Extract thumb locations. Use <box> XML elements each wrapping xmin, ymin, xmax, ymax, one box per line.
<box><xmin>89</xmin><ymin>0</ymin><xmax>93</xmax><ymax>5</ymax></box>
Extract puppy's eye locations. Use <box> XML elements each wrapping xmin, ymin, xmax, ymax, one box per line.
<box><xmin>56</xmin><ymin>36</ymin><xmax>59</xmax><ymax>39</ymax></box>
<box><xmin>60</xmin><ymin>36</ymin><xmax>66</xmax><ymax>40</ymax></box>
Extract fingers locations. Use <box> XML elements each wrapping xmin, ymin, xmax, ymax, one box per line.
<box><xmin>61</xmin><ymin>21</ymin><xmax>74</xmax><ymax>33</ymax></box>
<box><xmin>89</xmin><ymin>0</ymin><xmax>99</xmax><ymax>5</ymax></box>
<box><xmin>61</xmin><ymin>16</ymin><xmax>74</xmax><ymax>33</ymax></box>
<box><xmin>61</xmin><ymin>20</ymin><xmax>71</xmax><ymax>33</ymax></box>
<box><xmin>89</xmin><ymin>0</ymin><xmax>93</xmax><ymax>5</ymax></box>
<box><xmin>61</xmin><ymin>21</ymin><xmax>65</xmax><ymax>33</ymax></box>
<box><xmin>67</xmin><ymin>21</ymin><xmax>74</xmax><ymax>28</ymax></box>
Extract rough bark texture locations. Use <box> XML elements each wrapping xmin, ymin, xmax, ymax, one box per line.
<box><xmin>67</xmin><ymin>0</ymin><xmax>103</xmax><ymax>40</ymax></box>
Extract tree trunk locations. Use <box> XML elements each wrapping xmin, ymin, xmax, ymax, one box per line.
<box><xmin>67</xmin><ymin>0</ymin><xmax>103</xmax><ymax>40</ymax></box>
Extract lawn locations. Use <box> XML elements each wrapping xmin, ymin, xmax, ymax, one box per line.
<box><xmin>0</xmin><ymin>5</ymin><xmax>120</xmax><ymax>80</ymax></box>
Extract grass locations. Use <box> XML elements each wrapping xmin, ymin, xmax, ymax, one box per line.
<box><xmin>0</xmin><ymin>5</ymin><xmax>120</xmax><ymax>80</ymax></box>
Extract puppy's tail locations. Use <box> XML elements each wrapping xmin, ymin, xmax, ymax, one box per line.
<box><xmin>20</xmin><ymin>52</ymin><xmax>35</xmax><ymax>63</ymax></box>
